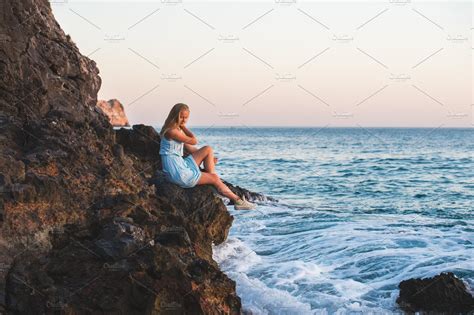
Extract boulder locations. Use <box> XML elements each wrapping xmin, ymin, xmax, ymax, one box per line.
<box><xmin>397</xmin><ymin>272</ymin><xmax>474</xmax><ymax>313</ymax></box>
<box><xmin>96</xmin><ymin>99</ymin><xmax>130</xmax><ymax>127</ymax></box>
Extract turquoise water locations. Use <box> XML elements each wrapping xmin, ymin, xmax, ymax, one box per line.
<box><xmin>195</xmin><ymin>127</ymin><xmax>473</xmax><ymax>314</ymax></box>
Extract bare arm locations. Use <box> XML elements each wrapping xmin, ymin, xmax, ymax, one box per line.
<box><xmin>180</xmin><ymin>125</ymin><xmax>195</xmax><ymax>140</ymax></box>
<box><xmin>166</xmin><ymin>127</ymin><xmax>198</xmax><ymax>145</ymax></box>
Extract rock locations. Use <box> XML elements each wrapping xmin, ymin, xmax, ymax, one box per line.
<box><xmin>112</xmin><ymin>143</ymin><xmax>125</xmax><ymax>160</ymax></box>
<box><xmin>155</xmin><ymin>226</ymin><xmax>191</xmax><ymax>247</ymax></box>
<box><xmin>1</xmin><ymin>0</ymin><xmax>243</xmax><ymax>313</ymax></box>
<box><xmin>397</xmin><ymin>272</ymin><xmax>474</xmax><ymax>313</ymax></box>
<box><xmin>116</xmin><ymin>124</ymin><xmax>162</xmax><ymax>175</ymax></box>
<box><xmin>94</xmin><ymin>217</ymin><xmax>147</xmax><ymax>260</ymax></box>
<box><xmin>96</xmin><ymin>99</ymin><xmax>130</xmax><ymax>127</ymax></box>
<box><xmin>222</xmin><ymin>179</ymin><xmax>278</xmax><ymax>204</ymax></box>
<box><xmin>154</xmin><ymin>180</ymin><xmax>234</xmax><ymax>262</ymax></box>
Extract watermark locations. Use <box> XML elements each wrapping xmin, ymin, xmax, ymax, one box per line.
<box><xmin>332</xmin><ymin>33</ymin><xmax>354</xmax><ymax>44</ymax></box>
<box><xmin>298</xmin><ymin>47</ymin><xmax>330</xmax><ymax>69</ymax></box>
<box><xmin>243</xmin><ymin>8</ymin><xmax>274</xmax><ymax>30</ymax></box>
<box><xmin>297</xmin><ymin>84</ymin><xmax>331</xmax><ymax>107</ymax></box>
<box><xmin>128</xmin><ymin>48</ymin><xmax>159</xmax><ymax>70</ymax></box>
<box><xmin>103</xmin><ymin>262</ymin><xmax>125</xmax><ymax>272</ymax></box>
<box><xmin>218</xmin><ymin>112</ymin><xmax>240</xmax><ymax>119</ymax></box>
<box><xmin>160</xmin><ymin>301</ymin><xmax>183</xmax><ymax>312</ymax></box>
<box><xmin>242</xmin><ymin>47</ymin><xmax>273</xmax><ymax>69</ymax></box>
<box><xmin>0</xmin><ymin>263</ymin><xmax>9</xmax><ymax>273</ymax></box>
<box><xmin>357</xmin><ymin>47</ymin><xmax>388</xmax><ymax>69</ymax></box>
<box><xmin>275</xmin><ymin>73</ymin><xmax>296</xmax><ymax>82</ymax></box>
<box><xmin>0</xmin><ymin>34</ymin><xmax>10</xmax><ymax>43</ymax></box>
<box><xmin>218</xmin><ymin>34</ymin><xmax>240</xmax><ymax>44</ymax></box>
<box><xmin>184</xmin><ymin>48</ymin><xmax>215</xmax><ymax>69</ymax></box>
<box><xmin>46</xmin><ymin>298</ymin><xmax>67</xmax><ymax>311</ymax></box>
<box><xmin>49</xmin><ymin>0</ymin><xmax>68</xmax><ymax>5</ymax></box>
<box><xmin>357</xmin><ymin>8</ymin><xmax>389</xmax><ymax>30</ymax></box>
<box><xmin>50</xmin><ymin>226</ymin><xmax>64</xmax><ymax>236</ymax></box>
<box><xmin>128</xmin><ymin>8</ymin><xmax>160</xmax><ymax>30</ymax></box>
<box><xmin>389</xmin><ymin>0</ymin><xmax>411</xmax><ymax>6</ymax></box>
<box><xmin>389</xmin><ymin>73</ymin><xmax>411</xmax><ymax>83</ymax></box>
<box><xmin>355</xmin><ymin>85</ymin><xmax>389</xmax><ymax>107</ymax></box>
<box><xmin>184</xmin><ymin>8</ymin><xmax>215</xmax><ymax>30</ymax></box>
<box><xmin>446</xmin><ymin>111</ymin><xmax>468</xmax><ymax>119</ymax></box>
<box><xmin>242</xmin><ymin>85</ymin><xmax>274</xmax><ymax>107</ymax></box>
<box><xmin>104</xmin><ymin>32</ymin><xmax>125</xmax><ymax>43</ymax></box>
<box><xmin>69</xmin><ymin>8</ymin><xmax>101</xmax><ymax>30</ymax></box>
<box><xmin>332</xmin><ymin>111</ymin><xmax>354</xmax><ymax>119</ymax></box>
<box><xmin>275</xmin><ymin>0</ymin><xmax>297</xmax><ymax>6</ymax></box>
<box><xmin>160</xmin><ymin>226</ymin><xmax>186</xmax><ymax>234</ymax></box>
<box><xmin>412</xmin><ymin>8</ymin><xmax>444</xmax><ymax>30</ymax></box>
<box><xmin>297</xmin><ymin>8</ymin><xmax>330</xmax><ymax>30</ymax></box>
<box><xmin>161</xmin><ymin>0</ymin><xmax>182</xmax><ymax>5</ymax></box>
<box><xmin>160</xmin><ymin>73</ymin><xmax>182</xmax><ymax>82</ymax></box>
<box><xmin>446</xmin><ymin>34</ymin><xmax>469</xmax><ymax>44</ymax></box>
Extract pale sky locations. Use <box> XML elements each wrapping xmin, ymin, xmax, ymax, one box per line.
<box><xmin>51</xmin><ymin>0</ymin><xmax>473</xmax><ymax>128</ymax></box>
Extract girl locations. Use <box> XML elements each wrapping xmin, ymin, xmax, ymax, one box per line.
<box><xmin>159</xmin><ymin>103</ymin><xmax>256</xmax><ymax>210</ymax></box>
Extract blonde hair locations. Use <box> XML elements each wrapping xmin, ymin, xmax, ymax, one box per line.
<box><xmin>160</xmin><ymin>103</ymin><xmax>190</xmax><ymax>139</ymax></box>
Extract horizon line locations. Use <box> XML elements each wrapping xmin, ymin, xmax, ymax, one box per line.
<box><xmin>119</xmin><ymin>125</ymin><xmax>474</xmax><ymax>129</ymax></box>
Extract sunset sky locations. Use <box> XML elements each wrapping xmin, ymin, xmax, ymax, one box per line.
<box><xmin>51</xmin><ymin>0</ymin><xmax>472</xmax><ymax>128</ymax></box>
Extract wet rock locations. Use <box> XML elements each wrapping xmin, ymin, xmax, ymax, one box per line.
<box><xmin>223</xmin><ymin>179</ymin><xmax>278</xmax><ymax>204</ymax></box>
<box><xmin>397</xmin><ymin>272</ymin><xmax>474</xmax><ymax>313</ymax></box>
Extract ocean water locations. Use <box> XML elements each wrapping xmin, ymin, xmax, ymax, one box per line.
<box><xmin>193</xmin><ymin>127</ymin><xmax>474</xmax><ymax>314</ymax></box>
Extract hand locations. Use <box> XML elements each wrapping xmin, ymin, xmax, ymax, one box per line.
<box><xmin>214</xmin><ymin>157</ymin><xmax>218</xmax><ymax>164</ymax></box>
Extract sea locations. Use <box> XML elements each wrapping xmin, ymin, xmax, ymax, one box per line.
<box><xmin>192</xmin><ymin>127</ymin><xmax>473</xmax><ymax>314</ymax></box>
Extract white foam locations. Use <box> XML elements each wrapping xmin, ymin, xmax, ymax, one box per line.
<box><xmin>270</xmin><ymin>260</ymin><xmax>329</xmax><ymax>286</ymax></box>
<box><xmin>214</xmin><ymin>200</ymin><xmax>474</xmax><ymax>313</ymax></box>
<box><xmin>226</xmin><ymin>271</ymin><xmax>315</xmax><ymax>315</ymax></box>
<box><xmin>213</xmin><ymin>237</ymin><xmax>262</xmax><ymax>273</ymax></box>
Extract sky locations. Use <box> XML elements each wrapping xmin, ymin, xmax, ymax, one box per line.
<box><xmin>51</xmin><ymin>0</ymin><xmax>473</xmax><ymax>128</ymax></box>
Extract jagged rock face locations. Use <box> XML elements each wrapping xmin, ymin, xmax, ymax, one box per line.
<box><xmin>397</xmin><ymin>272</ymin><xmax>474</xmax><ymax>313</ymax></box>
<box><xmin>6</xmin><ymin>185</ymin><xmax>240</xmax><ymax>314</ymax></box>
<box><xmin>0</xmin><ymin>0</ymin><xmax>241</xmax><ymax>313</ymax></box>
<box><xmin>97</xmin><ymin>99</ymin><xmax>130</xmax><ymax>127</ymax></box>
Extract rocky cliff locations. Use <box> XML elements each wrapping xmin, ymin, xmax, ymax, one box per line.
<box><xmin>96</xmin><ymin>99</ymin><xmax>130</xmax><ymax>127</ymax></box>
<box><xmin>0</xmin><ymin>0</ymin><xmax>248</xmax><ymax>313</ymax></box>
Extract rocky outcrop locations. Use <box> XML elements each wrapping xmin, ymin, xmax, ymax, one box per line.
<box><xmin>97</xmin><ymin>99</ymin><xmax>130</xmax><ymax>127</ymax></box>
<box><xmin>221</xmin><ymin>180</ymin><xmax>278</xmax><ymax>204</ymax></box>
<box><xmin>0</xmin><ymin>1</ymin><xmax>252</xmax><ymax>313</ymax></box>
<box><xmin>397</xmin><ymin>272</ymin><xmax>474</xmax><ymax>314</ymax></box>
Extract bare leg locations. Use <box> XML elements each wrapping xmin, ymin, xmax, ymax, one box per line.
<box><xmin>203</xmin><ymin>148</ymin><xmax>216</xmax><ymax>174</ymax></box>
<box><xmin>196</xmin><ymin>172</ymin><xmax>240</xmax><ymax>202</ymax></box>
<box><xmin>191</xmin><ymin>146</ymin><xmax>216</xmax><ymax>174</ymax></box>
<box><xmin>214</xmin><ymin>177</ymin><xmax>239</xmax><ymax>201</ymax></box>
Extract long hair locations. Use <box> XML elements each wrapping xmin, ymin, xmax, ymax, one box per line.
<box><xmin>160</xmin><ymin>103</ymin><xmax>190</xmax><ymax>138</ymax></box>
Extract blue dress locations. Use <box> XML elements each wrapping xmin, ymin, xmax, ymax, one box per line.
<box><xmin>159</xmin><ymin>134</ymin><xmax>202</xmax><ymax>188</ymax></box>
